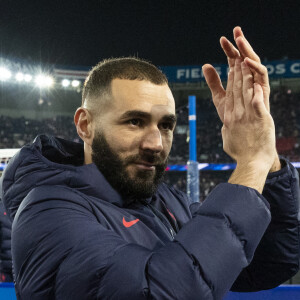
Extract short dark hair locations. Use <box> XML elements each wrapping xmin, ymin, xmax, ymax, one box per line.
<box><xmin>82</xmin><ymin>57</ymin><xmax>168</xmax><ymax>107</ymax></box>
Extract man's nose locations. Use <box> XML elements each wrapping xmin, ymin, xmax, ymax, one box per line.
<box><xmin>140</xmin><ymin>128</ymin><xmax>163</xmax><ymax>153</ymax></box>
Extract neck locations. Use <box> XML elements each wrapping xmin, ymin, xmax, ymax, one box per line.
<box><xmin>84</xmin><ymin>143</ymin><xmax>93</xmax><ymax>165</ymax></box>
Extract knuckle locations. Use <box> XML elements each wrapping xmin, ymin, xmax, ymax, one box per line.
<box><xmin>236</xmin><ymin>80</ymin><xmax>242</xmax><ymax>88</ymax></box>
<box><xmin>235</xmin><ymin>109</ymin><xmax>244</xmax><ymax>120</ymax></box>
<box><xmin>226</xmin><ymin>91</ymin><xmax>233</xmax><ymax>98</ymax></box>
<box><xmin>228</xmin><ymin>72</ymin><xmax>234</xmax><ymax>80</ymax></box>
<box><xmin>262</xmin><ymin>65</ymin><xmax>268</xmax><ymax>73</ymax></box>
<box><xmin>245</xmin><ymin>73</ymin><xmax>253</xmax><ymax>81</ymax></box>
<box><xmin>233</xmin><ymin>87</ymin><xmax>242</xmax><ymax>94</ymax></box>
<box><xmin>244</xmin><ymin>93</ymin><xmax>253</xmax><ymax>103</ymax></box>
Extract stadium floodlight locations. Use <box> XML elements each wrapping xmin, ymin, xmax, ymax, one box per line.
<box><xmin>35</xmin><ymin>74</ymin><xmax>54</xmax><ymax>88</ymax></box>
<box><xmin>24</xmin><ymin>74</ymin><xmax>32</xmax><ymax>82</ymax></box>
<box><xmin>62</xmin><ymin>79</ymin><xmax>70</xmax><ymax>87</ymax></box>
<box><xmin>16</xmin><ymin>73</ymin><xmax>24</xmax><ymax>82</ymax></box>
<box><xmin>0</xmin><ymin>67</ymin><xmax>12</xmax><ymax>81</ymax></box>
<box><xmin>71</xmin><ymin>80</ymin><xmax>80</xmax><ymax>87</ymax></box>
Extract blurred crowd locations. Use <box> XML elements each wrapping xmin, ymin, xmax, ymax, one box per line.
<box><xmin>0</xmin><ymin>115</ymin><xmax>80</xmax><ymax>149</ymax></box>
<box><xmin>170</xmin><ymin>89</ymin><xmax>300</xmax><ymax>164</ymax></box>
<box><xmin>164</xmin><ymin>171</ymin><xmax>230</xmax><ymax>202</ymax></box>
<box><xmin>0</xmin><ymin>89</ymin><xmax>299</xmax><ymax>199</ymax></box>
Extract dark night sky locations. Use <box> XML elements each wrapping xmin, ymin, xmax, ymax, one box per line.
<box><xmin>1</xmin><ymin>0</ymin><xmax>300</xmax><ymax>68</ymax></box>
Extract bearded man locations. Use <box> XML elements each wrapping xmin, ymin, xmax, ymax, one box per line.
<box><xmin>1</xmin><ymin>27</ymin><xmax>299</xmax><ymax>300</ymax></box>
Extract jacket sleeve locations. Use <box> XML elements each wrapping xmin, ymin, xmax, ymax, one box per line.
<box><xmin>12</xmin><ymin>184</ymin><xmax>270</xmax><ymax>300</ymax></box>
<box><xmin>231</xmin><ymin>158</ymin><xmax>300</xmax><ymax>292</ymax></box>
<box><xmin>0</xmin><ymin>199</ymin><xmax>13</xmax><ymax>282</ymax></box>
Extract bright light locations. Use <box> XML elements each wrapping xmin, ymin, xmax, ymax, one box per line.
<box><xmin>35</xmin><ymin>75</ymin><xmax>54</xmax><ymax>88</ymax></box>
<box><xmin>24</xmin><ymin>74</ymin><xmax>32</xmax><ymax>82</ymax></box>
<box><xmin>62</xmin><ymin>79</ymin><xmax>70</xmax><ymax>87</ymax></box>
<box><xmin>16</xmin><ymin>73</ymin><xmax>24</xmax><ymax>81</ymax></box>
<box><xmin>71</xmin><ymin>80</ymin><xmax>80</xmax><ymax>87</ymax></box>
<box><xmin>0</xmin><ymin>67</ymin><xmax>12</xmax><ymax>81</ymax></box>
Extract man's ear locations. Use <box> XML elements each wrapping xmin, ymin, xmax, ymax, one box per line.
<box><xmin>74</xmin><ymin>107</ymin><xmax>94</xmax><ymax>146</ymax></box>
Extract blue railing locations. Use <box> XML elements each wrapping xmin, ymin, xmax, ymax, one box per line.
<box><xmin>224</xmin><ymin>285</ymin><xmax>300</xmax><ymax>300</ymax></box>
<box><xmin>1</xmin><ymin>283</ymin><xmax>300</xmax><ymax>299</ymax></box>
<box><xmin>0</xmin><ymin>283</ymin><xmax>16</xmax><ymax>300</ymax></box>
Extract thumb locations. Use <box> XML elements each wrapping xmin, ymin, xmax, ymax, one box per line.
<box><xmin>252</xmin><ymin>83</ymin><xmax>267</xmax><ymax>118</ymax></box>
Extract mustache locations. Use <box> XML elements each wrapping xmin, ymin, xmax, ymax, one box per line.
<box><xmin>123</xmin><ymin>154</ymin><xmax>167</xmax><ymax>167</ymax></box>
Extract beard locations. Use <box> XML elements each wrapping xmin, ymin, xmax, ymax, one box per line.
<box><xmin>91</xmin><ymin>131</ymin><xmax>167</xmax><ymax>201</ymax></box>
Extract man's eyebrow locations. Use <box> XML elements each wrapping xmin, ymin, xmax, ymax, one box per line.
<box><xmin>119</xmin><ymin>110</ymin><xmax>177</xmax><ymax>123</ymax></box>
<box><xmin>120</xmin><ymin>110</ymin><xmax>151</xmax><ymax>120</ymax></box>
<box><xmin>161</xmin><ymin>114</ymin><xmax>177</xmax><ymax>124</ymax></box>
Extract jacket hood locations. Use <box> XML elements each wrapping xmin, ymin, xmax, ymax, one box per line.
<box><xmin>1</xmin><ymin>135</ymin><xmax>125</xmax><ymax>222</ymax></box>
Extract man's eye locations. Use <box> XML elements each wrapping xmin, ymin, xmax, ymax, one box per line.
<box><xmin>160</xmin><ymin>122</ymin><xmax>173</xmax><ymax>130</ymax></box>
<box><xmin>128</xmin><ymin>119</ymin><xmax>141</xmax><ymax>126</ymax></box>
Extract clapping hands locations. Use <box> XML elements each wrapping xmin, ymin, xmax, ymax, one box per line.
<box><xmin>203</xmin><ymin>27</ymin><xmax>278</xmax><ymax>172</ymax></box>
<box><xmin>202</xmin><ymin>27</ymin><xmax>279</xmax><ymax>192</ymax></box>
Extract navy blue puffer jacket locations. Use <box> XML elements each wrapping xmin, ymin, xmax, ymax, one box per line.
<box><xmin>0</xmin><ymin>199</ymin><xmax>12</xmax><ymax>282</ymax></box>
<box><xmin>1</xmin><ymin>135</ymin><xmax>299</xmax><ymax>299</ymax></box>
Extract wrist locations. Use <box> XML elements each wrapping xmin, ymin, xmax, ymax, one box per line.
<box><xmin>229</xmin><ymin>160</ymin><xmax>270</xmax><ymax>193</ymax></box>
<box><xmin>269</xmin><ymin>155</ymin><xmax>281</xmax><ymax>173</ymax></box>
<box><xmin>235</xmin><ymin>157</ymin><xmax>274</xmax><ymax>173</ymax></box>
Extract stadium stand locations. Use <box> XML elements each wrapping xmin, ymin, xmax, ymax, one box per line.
<box><xmin>1</xmin><ymin>89</ymin><xmax>300</xmax><ymax>204</ymax></box>
<box><xmin>1</xmin><ymin>89</ymin><xmax>299</xmax><ymax>162</ymax></box>
<box><xmin>1</xmin><ymin>59</ymin><xmax>300</xmax><ymax>286</ymax></box>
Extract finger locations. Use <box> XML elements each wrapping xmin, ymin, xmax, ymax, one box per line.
<box><xmin>223</xmin><ymin>59</ymin><xmax>234</xmax><ymax>126</ymax></box>
<box><xmin>223</xmin><ymin>62</ymin><xmax>235</xmax><ymax>126</ymax></box>
<box><xmin>234</xmin><ymin>26</ymin><xmax>261</xmax><ymax>62</ymax></box>
<box><xmin>244</xmin><ymin>57</ymin><xmax>270</xmax><ymax>111</ymax></box>
<box><xmin>235</xmin><ymin>35</ymin><xmax>261</xmax><ymax>63</ymax></box>
<box><xmin>202</xmin><ymin>64</ymin><xmax>225</xmax><ymax>97</ymax></box>
<box><xmin>241</xmin><ymin>61</ymin><xmax>254</xmax><ymax>118</ymax></box>
<box><xmin>234</xmin><ymin>27</ymin><xmax>253</xmax><ymax>53</ymax></box>
<box><xmin>244</xmin><ymin>57</ymin><xmax>269</xmax><ymax>87</ymax></box>
<box><xmin>220</xmin><ymin>36</ymin><xmax>240</xmax><ymax>67</ymax></box>
<box><xmin>226</xmin><ymin>65</ymin><xmax>234</xmax><ymax>102</ymax></box>
<box><xmin>226</xmin><ymin>65</ymin><xmax>234</xmax><ymax>94</ymax></box>
<box><xmin>252</xmin><ymin>83</ymin><xmax>267</xmax><ymax>118</ymax></box>
<box><xmin>224</xmin><ymin>92</ymin><xmax>233</xmax><ymax>127</ymax></box>
<box><xmin>233</xmin><ymin>59</ymin><xmax>244</xmax><ymax>119</ymax></box>
<box><xmin>233</xmin><ymin>26</ymin><xmax>243</xmax><ymax>41</ymax></box>
<box><xmin>220</xmin><ymin>36</ymin><xmax>240</xmax><ymax>86</ymax></box>
<box><xmin>203</xmin><ymin>64</ymin><xmax>226</xmax><ymax>122</ymax></box>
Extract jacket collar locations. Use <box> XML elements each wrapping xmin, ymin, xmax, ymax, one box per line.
<box><xmin>2</xmin><ymin>135</ymin><xmax>153</xmax><ymax>219</ymax></box>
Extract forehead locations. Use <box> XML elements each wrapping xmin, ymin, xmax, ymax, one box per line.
<box><xmin>109</xmin><ymin>79</ymin><xmax>175</xmax><ymax>115</ymax></box>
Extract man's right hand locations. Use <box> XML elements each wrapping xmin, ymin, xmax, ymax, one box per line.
<box><xmin>221</xmin><ymin>59</ymin><xmax>276</xmax><ymax>193</ymax></box>
<box><xmin>203</xmin><ymin>26</ymin><xmax>281</xmax><ymax>174</ymax></box>
<box><xmin>204</xmin><ymin>56</ymin><xmax>277</xmax><ymax>193</ymax></box>
<box><xmin>203</xmin><ymin>27</ymin><xmax>278</xmax><ymax>193</ymax></box>
<box><xmin>221</xmin><ymin>59</ymin><xmax>276</xmax><ymax>168</ymax></box>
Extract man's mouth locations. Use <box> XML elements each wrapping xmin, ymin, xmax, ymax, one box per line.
<box><xmin>134</xmin><ymin>161</ymin><xmax>156</xmax><ymax>170</ymax></box>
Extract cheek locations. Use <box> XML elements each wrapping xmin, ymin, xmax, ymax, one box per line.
<box><xmin>106</xmin><ymin>130</ymin><xmax>141</xmax><ymax>155</ymax></box>
<box><xmin>162</xmin><ymin>133</ymin><xmax>173</xmax><ymax>155</ymax></box>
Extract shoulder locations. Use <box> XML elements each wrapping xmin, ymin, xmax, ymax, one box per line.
<box><xmin>14</xmin><ymin>185</ymin><xmax>94</xmax><ymax>226</ymax></box>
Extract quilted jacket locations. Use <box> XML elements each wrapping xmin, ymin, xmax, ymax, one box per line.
<box><xmin>1</xmin><ymin>135</ymin><xmax>299</xmax><ymax>299</ymax></box>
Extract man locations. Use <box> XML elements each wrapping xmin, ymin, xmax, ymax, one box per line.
<box><xmin>1</xmin><ymin>27</ymin><xmax>299</xmax><ymax>299</ymax></box>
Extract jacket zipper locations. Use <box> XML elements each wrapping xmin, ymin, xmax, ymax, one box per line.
<box><xmin>142</xmin><ymin>201</ymin><xmax>176</xmax><ymax>240</ymax></box>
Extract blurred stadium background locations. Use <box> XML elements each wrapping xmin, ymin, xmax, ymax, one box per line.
<box><xmin>0</xmin><ymin>56</ymin><xmax>300</xmax><ymax>290</ymax></box>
